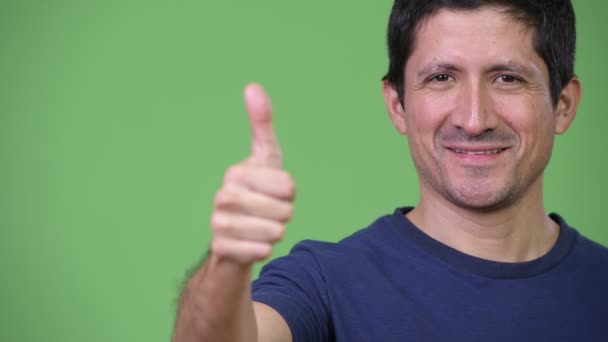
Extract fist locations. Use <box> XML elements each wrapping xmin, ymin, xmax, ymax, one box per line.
<box><xmin>210</xmin><ymin>84</ymin><xmax>296</xmax><ymax>264</ymax></box>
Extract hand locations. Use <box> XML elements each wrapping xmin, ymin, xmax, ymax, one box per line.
<box><xmin>210</xmin><ymin>83</ymin><xmax>296</xmax><ymax>264</ymax></box>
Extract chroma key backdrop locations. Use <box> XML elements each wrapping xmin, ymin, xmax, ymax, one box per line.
<box><xmin>1</xmin><ymin>1</ymin><xmax>606</xmax><ymax>341</ymax></box>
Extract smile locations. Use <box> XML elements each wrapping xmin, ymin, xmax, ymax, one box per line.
<box><xmin>451</xmin><ymin>148</ymin><xmax>507</xmax><ymax>155</ymax></box>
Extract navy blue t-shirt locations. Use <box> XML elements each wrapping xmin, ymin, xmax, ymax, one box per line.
<box><xmin>252</xmin><ymin>207</ymin><xmax>608</xmax><ymax>341</ymax></box>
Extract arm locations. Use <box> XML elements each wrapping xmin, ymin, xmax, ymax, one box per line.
<box><xmin>172</xmin><ymin>84</ymin><xmax>294</xmax><ymax>342</ymax></box>
<box><xmin>173</xmin><ymin>256</ymin><xmax>292</xmax><ymax>342</ymax></box>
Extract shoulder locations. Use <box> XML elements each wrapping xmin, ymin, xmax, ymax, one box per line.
<box><xmin>573</xmin><ymin>233</ymin><xmax>608</xmax><ymax>266</ymax></box>
<box><xmin>255</xmin><ymin>209</ymin><xmax>404</xmax><ymax>278</ymax></box>
<box><xmin>555</xmin><ymin>213</ymin><xmax>608</xmax><ymax>273</ymax></box>
<box><xmin>286</xmin><ymin>211</ymin><xmax>401</xmax><ymax>262</ymax></box>
<box><xmin>250</xmin><ymin>210</ymin><xmax>403</xmax><ymax>341</ymax></box>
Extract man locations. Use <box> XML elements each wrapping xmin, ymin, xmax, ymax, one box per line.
<box><xmin>173</xmin><ymin>0</ymin><xmax>608</xmax><ymax>341</ymax></box>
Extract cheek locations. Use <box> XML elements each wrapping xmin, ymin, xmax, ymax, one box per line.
<box><xmin>406</xmin><ymin>92</ymin><xmax>453</xmax><ymax>138</ymax></box>
<box><xmin>494</xmin><ymin>96</ymin><xmax>555</xmax><ymax>153</ymax></box>
<box><xmin>495</xmin><ymin>97</ymin><xmax>529</xmax><ymax>131</ymax></box>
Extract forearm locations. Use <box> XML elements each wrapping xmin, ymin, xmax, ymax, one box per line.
<box><xmin>173</xmin><ymin>84</ymin><xmax>294</xmax><ymax>342</ymax></box>
<box><xmin>172</xmin><ymin>254</ymin><xmax>257</xmax><ymax>342</ymax></box>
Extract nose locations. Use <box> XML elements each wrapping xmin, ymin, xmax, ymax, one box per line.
<box><xmin>450</xmin><ymin>80</ymin><xmax>498</xmax><ymax>136</ymax></box>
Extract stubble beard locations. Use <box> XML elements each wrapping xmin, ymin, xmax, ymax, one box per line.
<box><xmin>416</xmin><ymin>151</ymin><xmax>550</xmax><ymax>213</ymax></box>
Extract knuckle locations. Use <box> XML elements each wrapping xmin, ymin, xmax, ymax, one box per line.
<box><xmin>214</xmin><ymin>190</ymin><xmax>229</xmax><ymax>207</ymax></box>
<box><xmin>224</xmin><ymin>164</ymin><xmax>243</xmax><ymax>183</ymax></box>
<box><xmin>210</xmin><ymin>213</ymin><xmax>228</xmax><ymax>233</ymax></box>
<box><xmin>210</xmin><ymin>238</ymin><xmax>226</xmax><ymax>258</ymax></box>
<box><xmin>214</xmin><ymin>186</ymin><xmax>241</xmax><ymax>208</ymax></box>
<box><xmin>257</xmin><ymin>244</ymin><xmax>273</xmax><ymax>260</ymax></box>
<box><xmin>286</xmin><ymin>204</ymin><xmax>295</xmax><ymax>220</ymax></box>
<box><xmin>276</xmin><ymin>170</ymin><xmax>296</xmax><ymax>199</ymax></box>
<box><xmin>279</xmin><ymin>204</ymin><xmax>294</xmax><ymax>222</ymax></box>
<box><xmin>285</xmin><ymin>177</ymin><xmax>296</xmax><ymax>199</ymax></box>
<box><xmin>211</xmin><ymin>238</ymin><xmax>248</xmax><ymax>263</ymax></box>
<box><xmin>270</xmin><ymin>224</ymin><xmax>286</xmax><ymax>242</ymax></box>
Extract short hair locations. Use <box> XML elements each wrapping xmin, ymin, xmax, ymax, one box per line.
<box><xmin>382</xmin><ymin>0</ymin><xmax>576</xmax><ymax>107</ymax></box>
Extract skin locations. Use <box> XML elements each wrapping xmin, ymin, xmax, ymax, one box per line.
<box><xmin>383</xmin><ymin>6</ymin><xmax>581</xmax><ymax>262</ymax></box>
<box><xmin>173</xmin><ymin>84</ymin><xmax>293</xmax><ymax>342</ymax></box>
<box><xmin>174</xmin><ymin>5</ymin><xmax>582</xmax><ymax>342</ymax></box>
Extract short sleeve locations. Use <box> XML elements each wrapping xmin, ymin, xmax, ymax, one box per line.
<box><xmin>252</xmin><ymin>240</ymin><xmax>332</xmax><ymax>342</ymax></box>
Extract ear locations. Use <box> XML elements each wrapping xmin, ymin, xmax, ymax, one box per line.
<box><xmin>554</xmin><ymin>77</ymin><xmax>581</xmax><ymax>135</ymax></box>
<box><xmin>382</xmin><ymin>81</ymin><xmax>407</xmax><ymax>135</ymax></box>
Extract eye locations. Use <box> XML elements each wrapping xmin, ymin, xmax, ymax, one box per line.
<box><xmin>497</xmin><ymin>74</ymin><xmax>519</xmax><ymax>83</ymax></box>
<box><xmin>431</xmin><ymin>74</ymin><xmax>452</xmax><ymax>82</ymax></box>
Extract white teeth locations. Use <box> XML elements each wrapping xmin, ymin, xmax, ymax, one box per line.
<box><xmin>453</xmin><ymin>149</ymin><xmax>503</xmax><ymax>155</ymax></box>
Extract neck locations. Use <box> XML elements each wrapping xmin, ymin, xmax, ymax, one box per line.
<box><xmin>407</xmin><ymin>177</ymin><xmax>559</xmax><ymax>263</ymax></box>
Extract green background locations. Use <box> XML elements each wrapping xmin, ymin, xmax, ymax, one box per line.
<box><xmin>1</xmin><ymin>1</ymin><xmax>606</xmax><ymax>341</ymax></box>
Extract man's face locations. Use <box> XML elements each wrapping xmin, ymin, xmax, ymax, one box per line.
<box><xmin>383</xmin><ymin>6</ymin><xmax>578</xmax><ymax>210</ymax></box>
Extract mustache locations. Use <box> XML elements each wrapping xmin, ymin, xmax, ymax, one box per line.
<box><xmin>437</xmin><ymin>129</ymin><xmax>516</xmax><ymax>144</ymax></box>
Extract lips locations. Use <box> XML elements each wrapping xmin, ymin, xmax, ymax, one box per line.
<box><xmin>450</xmin><ymin>148</ymin><xmax>507</xmax><ymax>155</ymax></box>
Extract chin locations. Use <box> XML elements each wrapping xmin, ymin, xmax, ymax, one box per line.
<box><xmin>444</xmin><ymin>183</ymin><xmax>518</xmax><ymax>212</ymax></box>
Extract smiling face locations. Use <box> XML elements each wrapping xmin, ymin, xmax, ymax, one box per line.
<box><xmin>383</xmin><ymin>6</ymin><xmax>580</xmax><ymax>210</ymax></box>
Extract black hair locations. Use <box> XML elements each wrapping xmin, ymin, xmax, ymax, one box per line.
<box><xmin>382</xmin><ymin>0</ymin><xmax>576</xmax><ymax>107</ymax></box>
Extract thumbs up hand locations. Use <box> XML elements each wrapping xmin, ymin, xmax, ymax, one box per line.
<box><xmin>210</xmin><ymin>84</ymin><xmax>296</xmax><ymax>265</ymax></box>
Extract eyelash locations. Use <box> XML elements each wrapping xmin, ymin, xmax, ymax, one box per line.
<box><xmin>429</xmin><ymin>74</ymin><xmax>453</xmax><ymax>82</ymax></box>
<box><xmin>496</xmin><ymin>74</ymin><xmax>520</xmax><ymax>83</ymax></box>
<box><xmin>427</xmin><ymin>74</ymin><xmax>523</xmax><ymax>83</ymax></box>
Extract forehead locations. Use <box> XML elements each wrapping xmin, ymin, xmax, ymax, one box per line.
<box><xmin>407</xmin><ymin>6</ymin><xmax>546</xmax><ymax>76</ymax></box>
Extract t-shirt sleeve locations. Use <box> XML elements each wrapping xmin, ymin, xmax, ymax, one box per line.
<box><xmin>252</xmin><ymin>240</ymin><xmax>332</xmax><ymax>342</ymax></box>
